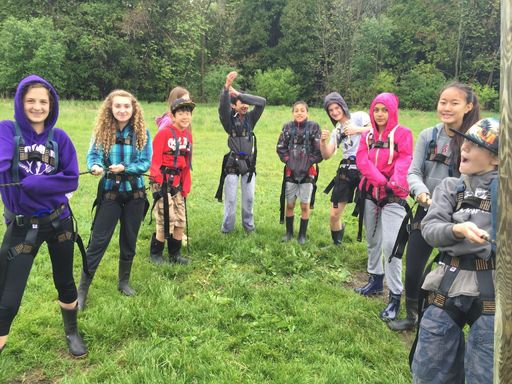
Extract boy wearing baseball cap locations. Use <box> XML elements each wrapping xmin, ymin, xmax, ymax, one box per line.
<box><xmin>149</xmin><ymin>98</ymin><xmax>195</xmax><ymax>264</ymax></box>
<box><xmin>411</xmin><ymin>118</ymin><xmax>499</xmax><ymax>383</ymax></box>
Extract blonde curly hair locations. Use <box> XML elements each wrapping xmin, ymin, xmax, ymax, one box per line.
<box><xmin>92</xmin><ymin>90</ymin><xmax>147</xmax><ymax>154</ymax></box>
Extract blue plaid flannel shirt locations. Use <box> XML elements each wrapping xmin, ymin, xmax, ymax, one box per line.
<box><xmin>86</xmin><ymin>126</ymin><xmax>152</xmax><ymax>192</ymax></box>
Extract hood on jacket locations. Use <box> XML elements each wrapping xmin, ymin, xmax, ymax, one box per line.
<box><xmin>369</xmin><ymin>92</ymin><xmax>399</xmax><ymax>136</ymax></box>
<box><xmin>323</xmin><ymin>92</ymin><xmax>350</xmax><ymax>126</ymax></box>
<box><xmin>13</xmin><ymin>74</ymin><xmax>59</xmax><ymax>138</ymax></box>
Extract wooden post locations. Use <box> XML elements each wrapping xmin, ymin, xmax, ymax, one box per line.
<box><xmin>495</xmin><ymin>0</ymin><xmax>512</xmax><ymax>382</ymax></box>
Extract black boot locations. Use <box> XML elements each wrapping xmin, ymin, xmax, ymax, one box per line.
<box><xmin>282</xmin><ymin>216</ymin><xmax>294</xmax><ymax>242</ymax></box>
<box><xmin>331</xmin><ymin>224</ymin><xmax>345</xmax><ymax>245</ymax></box>
<box><xmin>168</xmin><ymin>237</ymin><xmax>189</xmax><ymax>264</ymax></box>
<box><xmin>118</xmin><ymin>260</ymin><xmax>136</xmax><ymax>296</ymax></box>
<box><xmin>354</xmin><ymin>273</ymin><xmax>384</xmax><ymax>296</ymax></box>
<box><xmin>297</xmin><ymin>218</ymin><xmax>309</xmax><ymax>245</ymax></box>
<box><xmin>77</xmin><ymin>270</ymin><xmax>95</xmax><ymax>311</ymax></box>
<box><xmin>150</xmin><ymin>233</ymin><xmax>165</xmax><ymax>265</ymax></box>
<box><xmin>387</xmin><ymin>297</ymin><xmax>418</xmax><ymax>331</ymax></box>
<box><xmin>380</xmin><ymin>292</ymin><xmax>401</xmax><ymax>321</ymax></box>
<box><xmin>60</xmin><ymin>305</ymin><xmax>87</xmax><ymax>358</ymax></box>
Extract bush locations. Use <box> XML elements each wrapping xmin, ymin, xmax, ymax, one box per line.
<box><xmin>253</xmin><ymin>68</ymin><xmax>300</xmax><ymax>105</ymax></box>
<box><xmin>0</xmin><ymin>16</ymin><xmax>66</xmax><ymax>93</ymax></box>
<box><xmin>398</xmin><ymin>63</ymin><xmax>446</xmax><ymax>110</ymax></box>
<box><xmin>202</xmin><ymin>65</ymin><xmax>245</xmax><ymax>103</ymax></box>
<box><xmin>473</xmin><ymin>83</ymin><xmax>499</xmax><ymax>111</ymax></box>
<box><xmin>371</xmin><ymin>70</ymin><xmax>397</xmax><ymax>95</ymax></box>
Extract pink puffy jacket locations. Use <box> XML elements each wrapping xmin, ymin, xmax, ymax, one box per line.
<box><xmin>356</xmin><ymin>93</ymin><xmax>413</xmax><ymax>201</ymax></box>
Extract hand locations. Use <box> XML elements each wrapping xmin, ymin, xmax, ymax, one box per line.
<box><xmin>344</xmin><ymin>122</ymin><xmax>361</xmax><ymax>136</ymax></box>
<box><xmin>229</xmin><ymin>86</ymin><xmax>240</xmax><ymax>97</ymax></box>
<box><xmin>90</xmin><ymin>165</ymin><xmax>104</xmax><ymax>176</ymax></box>
<box><xmin>416</xmin><ymin>192</ymin><xmax>432</xmax><ymax>207</ymax></box>
<box><xmin>452</xmin><ymin>222</ymin><xmax>490</xmax><ymax>244</ymax></box>
<box><xmin>225</xmin><ymin>71</ymin><xmax>238</xmax><ymax>89</ymax></box>
<box><xmin>320</xmin><ymin>129</ymin><xmax>331</xmax><ymax>143</ymax></box>
<box><xmin>108</xmin><ymin>164</ymin><xmax>125</xmax><ymax>174</ymax></box>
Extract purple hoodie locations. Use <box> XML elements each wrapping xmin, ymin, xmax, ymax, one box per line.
<box><xmin>0</xmin><ymin>75</ymin><xmax>79</xmax><ymax>220</ymax></box>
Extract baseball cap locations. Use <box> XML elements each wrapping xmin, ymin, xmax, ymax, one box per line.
<box><xmin>171</xmin><ymin>97</ymin><xmax>195</xmax><ymax>114</ymax></box>
<box><xmin>451</xmin><ymin>117</ymin><xmax>499</xmax><ymax>154</ymax></box>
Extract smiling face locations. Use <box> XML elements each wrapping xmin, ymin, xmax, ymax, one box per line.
<box><xmin>327</xmin><ymin>103</ymin><xmax>346</xmax><ymax>123</ymax></box>
<box><xmin>111</xmin><ymin>96</ymin><xmax>133</xmax><ymax>128</ymax></box>
<box><xmin>293</xmin><ymin>103</ymin><xmax>308</xmax><ymax>124</ymax></box>
<box><xmin>233</xmin><ymin>99</ymin><xmax>249</xmax><ymax>115</ymax></box>
<box><xmin>437</xmin><ymin>87</ymin><xmax>473</xmax><ymax>130</ymax></box>
<box><xmin>373</xmin><ymin>103</ymin><xmax>389</xmax><ymax>131</ymax></box>
<box><xmin>459</xmin><ymin>140</ymin><xmax>498</xmax><ymax>175</ymax></box>
<box><xmin>23</xmin><ymin>86</ymin><xmax>50</xmax><ymax>133</ymax></box>
<box><xmin>172</xmin><ymin>108</ymin><xmax>192</xmax><ymax>130</ymax></box>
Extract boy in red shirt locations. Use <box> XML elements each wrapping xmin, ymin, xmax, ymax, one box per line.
<box><xmin>149</xmin><ymin>98</ymin><xmax>194</xmax><ymax>264</ymax></box>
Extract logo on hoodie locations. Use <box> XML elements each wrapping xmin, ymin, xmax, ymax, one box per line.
<box><xmin>19</xmin><ymin>144</ymin><xmax>55</xmax><ymax>175</ymax></box>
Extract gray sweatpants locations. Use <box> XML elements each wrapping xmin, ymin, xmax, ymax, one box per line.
<box><xmin>363</xmin><ymin>199</ymin><xmax>406</xmax><ymax>295</ymax></box>
<box><xmin>221</xmin><ymin>173</ymin><xmax>255</xmax><ymax>233</ymax></box>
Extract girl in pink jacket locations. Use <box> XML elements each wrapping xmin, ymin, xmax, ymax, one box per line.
<box><xmin>354</xmin><ymin>93</ymin><xmax>413</xmax><ymax>321</ymax></box>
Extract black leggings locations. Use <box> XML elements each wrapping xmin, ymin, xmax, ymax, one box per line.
<box><xmin>0</xmin><ymin>217</ymin><xmax>76</xmax><ymax>336</ymax></box>
<box><xmin>404</xmin><ymin>207</ymin><xmax>433</xmax><ymax>301</ymax></box>
<box><xmin>86</xmin><ymin>195</ymin><xmax>145</xmax><ymax>274</ymax></box>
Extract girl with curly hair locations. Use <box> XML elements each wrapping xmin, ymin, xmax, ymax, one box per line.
<box><xmin>77</xmin><ymin>90</ymin><xmax>152</xmax><ymax>310</ymax></box>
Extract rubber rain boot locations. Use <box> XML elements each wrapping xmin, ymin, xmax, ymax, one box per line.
<box><xmin>388</xmin><ymin>297</ymin><xmax>418</xmax><ymax>331</ymax></box>
<box><xmin>118</xmin><ymin>260</ymin><xmax>136</xmax><ymax>296</ymax></box>
<box><xmin>380</xmin><ymin>292</ymin><xmax>402</xmax><ymax>321</ymax></box>
<box><xmin>282</xmin><ymin>216</ymin><xmax>294</xmax><ymax>242</ymax></box>
<box><xmin>354</xmin><ymin>273</ymin><xmax>384</xmax><ymax>296</ymax></box>
<box><xmin>60</xmin><ymin>305</ymin><xmax>87</xmax><ymax>358</ymax></box>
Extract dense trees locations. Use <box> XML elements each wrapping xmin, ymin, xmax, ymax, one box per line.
<box><xmin>0</xmin><ymin>0</ymin><xmax>500</xmax><ymax>109</ymax></box>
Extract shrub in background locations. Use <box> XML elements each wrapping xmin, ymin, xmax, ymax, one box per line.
<box><xmin>398</xmin><ymin>63</ymin><xmax>446</xmax><ymax>110</ymax></box>
<box><xmin>472</xmin><ymin>83</ymin><xmax>499</xmax><ymax>111</ymax></box>
<box><xmin>253</xmin><ymin>67</ymin><xmax>300</xmax><ymax>105</ymax></box>
<box><xmin>202</xmin><ymin>64</ymin><xmax>245</xmax><ymax>103</ymax></box>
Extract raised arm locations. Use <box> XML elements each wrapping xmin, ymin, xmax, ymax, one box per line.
<box><xmin>239</xmin><ymin>93</ymin><xmax>266</xmax><ymax>125</ymax></box>
<box><xmin>320</xmin><ymin>128</ymin><xmax>337</xmax><ymax>160</ymax></box>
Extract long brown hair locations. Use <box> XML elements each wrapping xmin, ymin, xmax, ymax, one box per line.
<box><xmin>92</xmin><ymin>90</ymin><xmax>147</xmax><ymax>154</ymax></box>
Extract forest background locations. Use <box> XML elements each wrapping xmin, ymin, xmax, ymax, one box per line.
<box><xmin>0</xmin><ymin>0</ymin><xmax>501</xmax><ymax>110</ymax></box>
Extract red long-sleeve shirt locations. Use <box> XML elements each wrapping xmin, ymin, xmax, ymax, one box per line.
<box><xmin>150</xmin><ymin>124</ymin><xmax>192</xmax><ymax>197</ymax></box>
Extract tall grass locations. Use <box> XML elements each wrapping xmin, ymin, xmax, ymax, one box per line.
<box><xmin>0</xmin><ymin>99</ymin><xmax>496</xmax><ymax>383</ymax></box>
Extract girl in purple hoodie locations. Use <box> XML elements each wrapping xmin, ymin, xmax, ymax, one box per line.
<box><xmin>355</xmin><ymin>93</ymin><xmax>413</xmax><ymax>321</ymax></box>
<box><xmin>0</xmin><ymin>75</ymin><xmax>86</xmax><ymax>357</ymax></box>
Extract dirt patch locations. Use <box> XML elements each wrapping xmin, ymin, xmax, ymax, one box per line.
<box><xmin>7</xmin><ymin>369</ymin><xmax>56</xmax><ymax>384</ymax></box>
<box><xmin>343</xmin><ymin>271</ymin><xmax>390</xmax><ymax>298</ymax></box>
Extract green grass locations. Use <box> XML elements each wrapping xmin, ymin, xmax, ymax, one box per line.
<box><xmin>0</xmin><ymin>99</ymin><xmax>498</xmax><ymax>383</ymax></box>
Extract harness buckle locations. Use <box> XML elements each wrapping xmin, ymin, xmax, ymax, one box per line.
<box><xmin>15</xmin><ymin>215</ymin><xmax>24</xmax><ymax>226</ymax></box>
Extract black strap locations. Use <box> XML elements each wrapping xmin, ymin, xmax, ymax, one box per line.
<box><xmin>215</xmin><ymin>153</ymin><xmax>230</xmax><ymax>202</ymax></box>
<box><xmin>67</xmin><ymin>203</ymin><xmax>89</xmax><ymax>276</ymax></box>
<box><xmin>247</xmin><ymin>135</ymin><xmax>257</xmax><ymax>183</ymax></box>
<box><xmin>355</xmin><ymin>179</ymin><xmax>368</xmax><ymax>242</ymax></box>
<box><xmin>390</xmin><ymin>202</ymin><xmax>420</xmax><ymax>261</ymax></box>
<box><xmin>279</xmin><ymin>165</ymin><xmax>287</xmax><ymax>224</ymax></box>
<box><xmin>309</xmin><ymin>164</ymin><xmax>319</xmax><ymax>209</ymax></box>
<box><xmin>162</xmin><ymin>172</ymin><xmax>171</xmax><ymax>239</ymax></box>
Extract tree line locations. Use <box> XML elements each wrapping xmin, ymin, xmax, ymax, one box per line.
<box><xmin>0</xmin><ymin>0</ymin><xmax>500</xmax><ymax>110</ymax></box>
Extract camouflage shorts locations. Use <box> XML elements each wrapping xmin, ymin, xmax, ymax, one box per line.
<box><xmin>153</xmin><ymin>192</ymin><xmax>186</xmax><ymax>236</ymax></box>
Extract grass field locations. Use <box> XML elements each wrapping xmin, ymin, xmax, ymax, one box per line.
<box><xmin>0</xmin><ymin>99</ymin><xmax>497</xmax><ymax>383</ymax></box>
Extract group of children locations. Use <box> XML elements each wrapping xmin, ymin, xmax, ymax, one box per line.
<box><xmin>0</xmin><ymin>73</ymin><xmax>500</xmax><ymax>383</ymax></box>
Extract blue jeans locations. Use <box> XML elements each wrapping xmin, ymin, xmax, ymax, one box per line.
<box><xmin>221</xmin><ymin>174</ymin><xmax>255</xmax><ymax>233</ymax></box>
<box><xmin>412</xmin><ymin>301</ymin><xmax>494</xmax><ymax>384</ymax></box>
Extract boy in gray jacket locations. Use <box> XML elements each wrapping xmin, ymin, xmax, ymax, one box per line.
<box><xmin>411</xmin><ymin>118</ymin><xmax>499</xmax><ymax>384</ymax></box>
